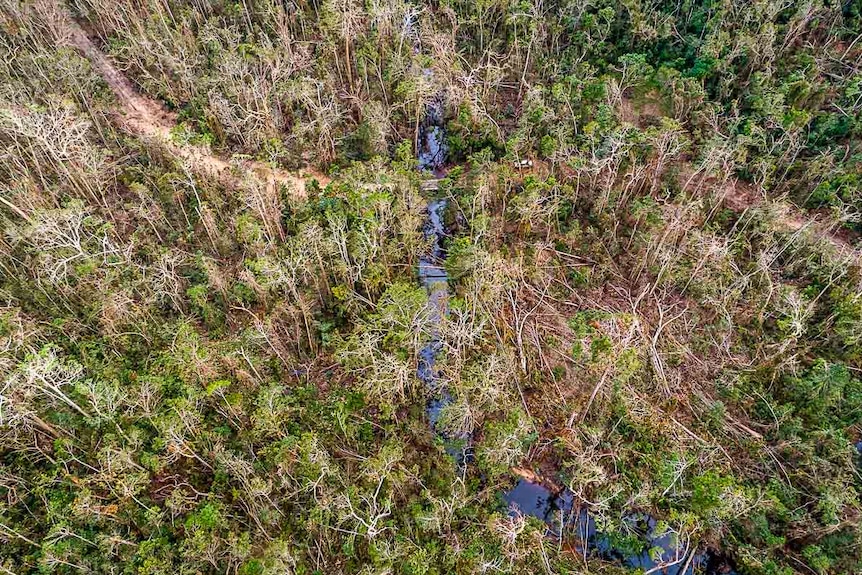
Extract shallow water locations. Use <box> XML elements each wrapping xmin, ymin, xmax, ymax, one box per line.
<box><xmin>417</xmin><ymin>198</ymin><xmax>448</xmax><ymax>413</ymax></box>
<box><xmin>503</xmin><ymin>478</ymin><xmax>737</xmax><ymax>575</ymax></box>
<box><xmin>416</xmin><ymin>199</ymin><xmax>472</xmax><ymax>464</ymax></box>
<box><xmin>418</xmin><ymin>125</ymin><xmax>447</xmax><ymax>172</ymax></box>
<box><xmin>418</xmin><ymin>96</ymin><xmax>447</xmax><ymax>173</ymax></box>
<box><xmin>504</xmin><ymin>478</ymin><xmax>578</xmax><ymax>529</ymax></box>
<box><xmin>416</xmin><ymin>94</ymin><xmax>470</xmax><ymax>461</ymax></box>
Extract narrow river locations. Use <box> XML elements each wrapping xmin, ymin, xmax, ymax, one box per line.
<box><xmin>504</xmin><ymin>478</ymin><xmax>738</xmax><ymax>574</ymax></box>
<box><xmin>415</xmin><ymin>95</ymin><xmax>472</xmax><ymax>466</ymax></box>
<box><xmin>413</xmin><ymin>94</ymin><xmax>732</xmax><ymax>575</ymax></box>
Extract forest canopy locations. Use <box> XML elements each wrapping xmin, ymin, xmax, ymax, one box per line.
<box><xmin>0</xmin><ymin>0</ymin><xmax>861</xmax><ymax>574</ymax></box>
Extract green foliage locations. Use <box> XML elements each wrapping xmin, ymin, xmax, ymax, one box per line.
<box><xmin>477</xmin><ymin>410</ymin><xmax>536</xmax><ymax>479</ymax></box>
<box><xmin>689</xmin><ymin>470</ymin><xmax>733</xmax><ymax>515</ymax></box>
<box><xmin>779</xmin><ymin>361</ymin><xmax>862</xmax><ymax>429</ymax></box>
<box><xmin>1</xmin><ymin>0</ymin><xmax>862</xmax><ymax>573</ymax></box>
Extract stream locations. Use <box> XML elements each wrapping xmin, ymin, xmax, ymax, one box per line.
<box><xmin>504</xmin><ymin>478</ymin><xmax>738</xmax><ymax>575</ymax></box>
<box><xmin>416</xmin><ymin>96</ymin><xmax>472</xmax><ymax>465</ymax></box>
<box><xmin>414</xmin><ymin>96</ymin><xmax>733</xmax><ymax>575</ymax></box>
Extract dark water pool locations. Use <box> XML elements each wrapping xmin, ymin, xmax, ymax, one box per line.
<box><xmin>503</xmin><ymin>478</ymin><xmax>738</xmax><ymax>575</ymax></box>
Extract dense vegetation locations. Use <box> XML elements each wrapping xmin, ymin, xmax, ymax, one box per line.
<box><xmin>1</xmin><ymin>0</ymin><xmax>861</xmax><ymax>573</ymax></box>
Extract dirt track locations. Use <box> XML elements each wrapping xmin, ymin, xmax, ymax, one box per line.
<box><xmin>60</xmin><ymin>9</ymin><xmax>329</xmax><ymax>196</ymax></box>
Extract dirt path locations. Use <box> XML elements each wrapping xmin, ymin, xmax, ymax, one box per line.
<box><xmin>60</xmin><ymin>10</ymin><xmax>329</xmax><ymax>196</ymax></box>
